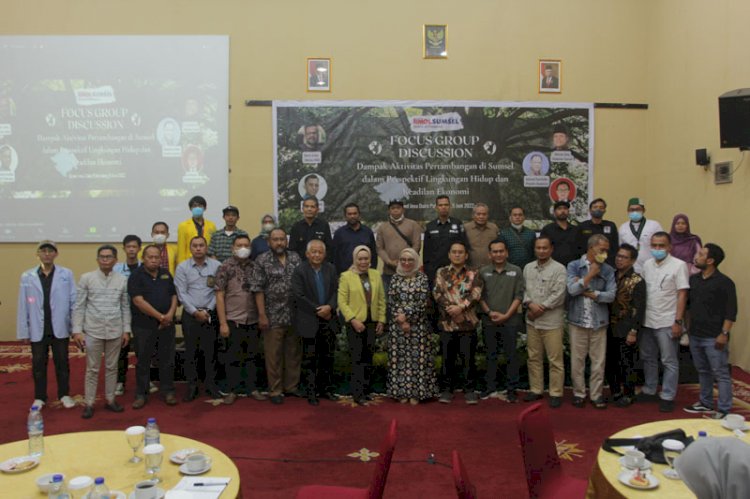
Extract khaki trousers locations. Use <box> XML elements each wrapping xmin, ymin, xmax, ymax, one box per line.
<box><xmin>569</xmin><ymin>324</ymin><xmax>607</xmax><ymax>401</ymax></box>
<box><xmin>526</xmin><ymin>325</ymin><xmax>564</xmax><ymax>397</ymax></box>
<box><xmin>84</xmin><ymin>336</ymin><xmax>122</xmax><ymax>406</ymax></box>
<box><xmin>264</xmin><ymin>326</ymin><xmax>301</xmax><ymax>396</ymax></box>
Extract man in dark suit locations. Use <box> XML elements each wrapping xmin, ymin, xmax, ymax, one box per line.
<box><xmin>541</xmin><ymin>64</ymin><xmax>559</xmax><ymax>89</ymax></box>
<box><xmin>291</xmin><ymin>239</ymin><xmax>339</xmax><ymax>405</ymax></box>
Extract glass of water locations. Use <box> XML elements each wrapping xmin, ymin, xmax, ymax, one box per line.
<box><xmin>126</xmin><ymin>426</ymin><xmax>146</xmax><ymax>463</ymax></box>
<box><xmin>143</xmin><ymin>444</ymin><xmax>165</xmax><ymax>483</ymax></box>
<box><xmin>661</xmin><ymin>439</ymin><xmax>685</xmax><ymax>479</ymax></box>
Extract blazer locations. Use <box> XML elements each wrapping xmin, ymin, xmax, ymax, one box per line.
<box><xmin>338</xmin><ymin>268</ymin><xmax>386</xmax><ymax>324</ymax></box>
<box><xmin>17</xmin><ymin>265</ymin><xmax>76</xmax><ymax>342</ymax></box>
<box><xmin>292</xmin><ymin>261</ymin><xmax>339</xmax><ymax>338</ymax></box>
<box><xmin>176</xmin><ymin>217</ymin><xmax>217</xmax><ymax>265</ymax></box>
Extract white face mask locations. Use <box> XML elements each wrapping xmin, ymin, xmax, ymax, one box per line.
<box><xmin>262</xmin><ymin>223</ymin><xmax>275</xmax><ymax>232</ymax></box>
<box><xmin>511</xmin><ymin>223</ymin><xmax>524</xmax><ymax>230</ymax></box>
<box><xmin>234</xmin><ymin>247</ymin><xmax>251</xmax><ymax>259</ymax></box>
<box><xmin>152</xmin><ymin>234</ymin><xmax>167</xmax><ymax>245</ymax></box>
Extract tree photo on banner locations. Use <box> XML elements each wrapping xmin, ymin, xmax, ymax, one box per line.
<box><xmin>274</xmin><ymin>101</ymin><xmax>593</xmax><ymax>230</ymax></box>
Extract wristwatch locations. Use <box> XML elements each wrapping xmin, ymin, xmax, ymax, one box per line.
<box><xmin>674</xmin><ymin>319</ymin><xmax>684</xmax><ymax>326</ymax></box>
<box><xmin>721</xmin><ymin>330</ymin><xmax>730</xmax><ymax>336</ymax></box>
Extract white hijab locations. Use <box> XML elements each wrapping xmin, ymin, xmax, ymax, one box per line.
<box><xmin>675</xmin><ymin>436</ymin><xmax>750</xmax><ymax>499</ymax></box>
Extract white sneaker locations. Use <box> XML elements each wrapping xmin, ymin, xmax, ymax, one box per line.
<box><xmin>149</xmin><ymin>382</ymin><xmax>159</xmax><ymax>394</ymax></box>
<box><xmin>115</xmin><ymin>383</ymin><xmax>125</xmax><ymax>396</ymax></box>
<box><xmin>32</xmin><ymin>399</ymin><xmax>45</xmax><ymax>409</ymax></box>
<box><xmin>60</xmin><ymin>396</ymin><xmax>76</xmax><ymax>409</ymax></box>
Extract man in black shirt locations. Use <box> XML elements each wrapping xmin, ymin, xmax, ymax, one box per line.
<box><xmin>423</xmin><ymin>195</ymin><xmax>469</xmax><ymax>284</ymax></box>
<box><xmin>288</xmin><ymin>197</ymin><xmax>333</xmax><ymax>262</ymax></box>
<box><xmin>576</xmin><ymin>198</ymin><xmax>618</xmax><ymax>267</ymax></box>
<box><xmin>684</xmin><ymin>243</ymin><xmax>737</xmax><ymax>419</ymax></box>
<box><xmin>128</xmin><ymin>244</ymin><xmax>178</xmax><ymax>409</ymax></box>
<box><xmin>540</xmin><ymin>201</ymin><xmax>579</xmax><ymax>266</ymax></box>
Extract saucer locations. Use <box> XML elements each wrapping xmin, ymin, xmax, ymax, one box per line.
<box><xmin>618</xmin><ymin>470</ymin><xmax>659</xmax><ymax>490</ymax></box>
<box><xmin>0</xmin><ymin>455</ymin><xmax>40</xmax><ymax>474</ymax></box>
<box><xmin>128</xmin><ymin>487</ymin><xmax>164</xmax><ymax>499</ymax></box>
<box><xmin>618</xmin><ymin>456</ymin><xmax>652</xmax><ymax>470</ymax></box>
<box><xmin>179</xmin><ymin>462</ymin><xmax>211</xmax><ymax>475</ymax></box>
<box><xmin>109</xmin><ymin>491</ymin><xmax>126</xmax><ymax>499</ymax></box>
<box><xmin>721</xmin><ymin>420</ymin><xmax>749</xmax><ymax>432</ymax></box>
<box><xmin>170</xmin><ymin>448</ymin><xmax>200</xmax><ymax>465</ymax></box>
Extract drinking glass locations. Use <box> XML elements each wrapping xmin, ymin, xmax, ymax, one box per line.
<box><xmin>661</xmin><ymin>439</ymin><xmax>685</xmax><ymax>479</ymax></box>
<box><xmin>143</xmin><ymin>444</ymin><xmax>164</xmax><ymax>483</ymax></box>
<box><xmin>126</xmin><ymin>426</ymin><xmax>146</xmax><ymax>464</ymax></box>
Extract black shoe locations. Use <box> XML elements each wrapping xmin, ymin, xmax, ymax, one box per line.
<box><xmin>548</xmin><ymin>396</ymin><xmax>562</xmax><ymax>408</ymax></box>
<box><xmin>270</xmin><ymin>395</ymin><xmax>284</xmax><ymax>405</ymax></box>
<box><xmin>615</xmin><ymin>396</ymin><xmax>633</xmax><ymax>408</ymax></box>
<box><xmin>659</xmin><ymin>399</ymin><xmax>675</xmax><ymax>413</ymax></box>
<box><xmin>523</xmin><ymin>392</ymin><xmax>543</xmax><ymax>402</ymax></box>
<box><xmin>132</xmin><ymin>397</ymin><xmax>146</xmax><ymax>410</ymax></box>
<box><xmin>364</xmin><ymin>393</ymin><xmax>374</xmax><ymax>401</ymax></box>
<box><xmin>81</xmin><ymin>405</ymin><xmax>94</xmax><ymax>419</ymax></box>
<box><xmin>324</xmin><ymin>392</ymin><xmax>340</xmax><ymax>401</ymax></box>
<box><xmin>438</xmin><ymin>391</ymin><xmax>453</xmax><ymax>404</ymax></box>
<box><xmin>105</xmin><ymin>401</ymin><xmax>124</xmax><ymax>413</ymax></box>
<box><xmin>285</xmin><ymin>389</ymin><xmax>305</xmax><ymax>398</ymax></box>
<box><xmin>572</xmin><ymin>396</ymin><xmax>586</xmax><ymax>408</ymax></box>
<box><xmin>636</xmin><ymin>392</ymin><xmax>660</xmax><ymax>403</ymax></box>
<box><xmin>183</xmin><ymin>387</ymin><xmax>198</xmax><ymax>402</ymax></box>
<box><xmin>308</xmin><ymin>397</ymin><xmax>319</xmax><ymax>406</ymax></box>
<box><xmin>506</xmin><ymin>390</ymin><xmax>518</xmax><ymax>403</ymax></box>
<box><xmin>479</xmin><ymin>390</ymin><xmax>497</xmax><ymax>400</ymax></box>
<box><xmin>354</xmin><ymin>397</ymin><xmax>369</xmax><ymax>406</ymax></box>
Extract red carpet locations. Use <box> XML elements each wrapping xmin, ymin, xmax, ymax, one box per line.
<box><xmin>2</xmin><ymin>342</ymin><xmax>749</xmax><ymax>498</ymax></box>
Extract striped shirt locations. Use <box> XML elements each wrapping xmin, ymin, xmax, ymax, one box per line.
<box><xmin>73</xmin><ymin>269</ymin><xmax>131</xmax><ymax>340</ymax></box>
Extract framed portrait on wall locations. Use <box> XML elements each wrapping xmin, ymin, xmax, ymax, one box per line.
<box><xmin>423</xmin><ymin>24</ymin><xmax>447</xmax><ymax>59</ymax></box>
<box><xmin>307</xmin><ymin>58</ymin><xmax>331</xmax><ymax>92</ymax></box>
<box><xmin>539</xmin><ymin>59</ymin><xmax>561</xmax><ymax>93</ymax></box>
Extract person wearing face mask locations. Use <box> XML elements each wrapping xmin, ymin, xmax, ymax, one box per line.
<box><xmin>575</xmin><ymin>198</ymin><xmax>618</xmax><ymax>266</ymax></box>
<box><xmin>141</xmin><ymin>222</ymin><xmax>178</xmax><ymax>276</ymax></box>
<box><xmin>618</xmin><ymin>197</ymin><xmax>663</xmax><ymax>273</ymax></box>
<box><xmin>207</xmin><ymin>205</ymin><xmax>248</xmax><ymax>263</ymax></box>
<box><xmin>375</xmin><ymin>200</ymin><xmax>422</xmax><ymax>292</ymax></box>
<box><xmin>540</xmin><ymin>201</ymin><xmax>578</xmax><ymax>266</ymax></box>
<box><xmin>177</xmin><ymin>195</ymin><xmax>217</xmax><ymax>265</ymax></box>
<box><xmin>498</xmin><ymin>206</ymin><xmax>537</xmax><ymax>270</ymax></box>
<box><xmin>214</xmin><ymin>235</ymin><xmax>267</xmax><ymax>404</ymax></box>
<box><xmin>251</xmin><ymin>214</ymin><xmax>276</xmax><ymax>260</ymax></box>
<box><xmin>637</xmin><ymin>231</ymin><xmax>689</xmax><ymax>413</ymax></box>
<box><xmin>566</xmin><ymin>234</ymin><xmax>616</xmax><ymax>409</ymax></box>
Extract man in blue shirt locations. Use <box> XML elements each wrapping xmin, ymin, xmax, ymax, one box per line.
<box><xmin>332</xmin><ymin>203</ymin><xmax>377</xmax><ymax>274</ymax></box>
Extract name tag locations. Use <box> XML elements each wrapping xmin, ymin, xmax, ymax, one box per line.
<box><xmin>429</xmin><ymin>230</ymin><xmax>439</xmax><ymax>234</ymax></box>
<box><xmin>483</xmin><ymin>272</ymin><xmax>493</xmax><ymax>278</ymax></box>
<box><xmin>604</xmin><ymin>226</ymin><xmax>611</xmax><ymax>234</ymax></box>
<box><xmin>506</xmin><ymin>271</ymin><xmax>517</xmax><ymax>277</ymax></box>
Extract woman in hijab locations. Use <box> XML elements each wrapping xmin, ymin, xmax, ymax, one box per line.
<box><xmin>251</xmin><ymin>214</ymin><xmax>276</xmax><ymax>260</ymax></box>
<box><xmin>338</xmin><ymin>245</ymin><xmax>386</xmax><ymax>406</ymax></box>
<box><xmin>386</xmin><ymin>248</ymin><xmax>438</xmax><ymax>405</ymax></box>
<box><xmin>670</xmin><ymin>214</ymin><xmax>702</xmax><ymax>275</ymax></box>
<box><xmin>675</xmin><ymin>436</ymin><xmax>750</xmax><ymax>499</ymax></box>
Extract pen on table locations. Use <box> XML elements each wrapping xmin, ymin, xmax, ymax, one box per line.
<box><xmin>194</xmin><ymin>482</ymin><xmax>229</xmax><ymax>486</ymax></box>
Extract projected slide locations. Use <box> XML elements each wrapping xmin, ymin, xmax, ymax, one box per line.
<box><xmin>0</xmin><ymin>36</ymin><xmax>229</xmax><ymax>242</ymax></box>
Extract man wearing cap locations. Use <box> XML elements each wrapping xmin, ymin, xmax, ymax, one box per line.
<box><xmin>177</xmin><ymin>195</ymin><xmax>217</xmax><ymax>265</ymax></box>
<box><xmin>540</xmin><ymin>201</ymin><xmax>579</xmax><ymax>267</ymax></box>
<box><xmin>464</xmin><ymin>203</ymin><xmax>499</xmax><ymax>269</ymax></box>
<box><xmin>207</xmin><ymin>205</ymin><xmax>248</xmax><ymax>263</ymax></box>
<box><xmin>575</xmin><ymin>198</ymin><xmax>618</xmax><ymax>267</ymax></box>
<box><xmin>618</xmin><ymin>197</ymin><xmax>663</xmax><ymax>273</ymax></box>
<box><xmin>17</xmin><ymin>241</ymin><xmax>77</xmax><ymax>409</ymax></box>
<box><xmin>375</xmin><ymin>200</ymin><xmax>422</xmax><ymax>291</ymax></box>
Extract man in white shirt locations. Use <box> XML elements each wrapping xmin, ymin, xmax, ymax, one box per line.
<box><xmin>637</xmin><ymin>231</ymin><xmax>689</xmax><ymax>412</ymax></box>
<box><xmin>618</xmin><ymin>197</ymin><xmax>663</xmax><ymax>273</ymax></box>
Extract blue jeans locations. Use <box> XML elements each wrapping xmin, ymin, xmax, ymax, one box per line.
<box><xmin>638</xmin><ymin>326</ymin><xmax>679</xmax><ymax>401</ymax></box>
<box><xmin>689</xmin><ymin>336</ymin><xmax>732</xmax><ymax>413</ymax></box>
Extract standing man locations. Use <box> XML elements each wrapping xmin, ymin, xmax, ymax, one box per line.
<box><xmin>433</xmin><ymin>242</ymin><xmax>483</xmax><ymax>405</ymax></box>
<box><xmin>292</xmin><ymin>240</ymin><xmax>339</xmax><ymax>406</ymax></box>
<box><xmin>618</xmin><ymin>197</ymin><xmax>663</xmax><ymax>273</ymax></box>
<box><xmin>72</xmin><ymin>245</ymin><xmax>131</xmax><ymax>418</ymax></box>
<box><xmin>207</xmin><ymin>205</ymin><xmax>248</xmax><ymax>263</ymax></box>
<box><xmin>606</xmin><ymin>243</ymin><xmax>646</xmax><ymax>408</ymax></box>
<box><xmin>147</xmin><ymin>222</ymin><xmax>177</xmax><ymax>276</ymax></box>
<box><xmin>423</xmin><ymin>195</ymin><xmax>469</xmax><ymax>284</ymax></box>
<box><xmin>114</xmin><ymin>234</ymin><xmax>142</xmax><ymax>396</ymax></box>
<box><xmin>575</xmin><ymin>198</ymin><xmax>618</xmax><ymax>267</ymax></box>
<box><xmin>289</xmin><ymin>197</ymin><xmax>333</xmax><ymax>262</ymax></box>
<box><xmin>684</xmin><ymin>244</ymin><xmax>737</xmax><ymax>419</ymax></box>
<box><xmin>375</xmin><ymin>200</ymin><xmax>422</xmax><ymax>290</ymax></box>
<box><xmin>541</xmin><ymin>201</ymin><xmax>579</xmax><ymax>267</ymax></box>
<box><xmin>522</xmin><ymin>236</ymin><xmax>567</xmax><ymax>408</ymax></box>
<box><xmin>566</xmin><ymin>234</ymin><xmax>616</xmax><ymax>409</ymax></box>
<box><xmin>498</xmin><ymin>206</ymin><xmax>536</xmax><ymax>270</ymax></box>
<box><xmin>252</xmin><ymin>228</ymin><xmax>303</xmax><ymax>405</ymax></box>
<box><xmin>638</xmin><ymin>232</ymin><xmax>689</xmax><ymax>412</ymax></box>
<box><xmin>465</xmin><ymin>203</ymin><xmax>499</xmax><ymax>269</ymax></box>
<box><xmin>177</xmin><ymin>195</ymin><xmax>217</xmax><ymax>265</ymax></box>
<box><xmin>128</xmin><ymin>245</ymin><xmax>179</xmax><ymax>409</ymax></box>
<box><xmin>215</xmin><ymin>235</ymin><xmax>267</xmax><ymax>405</ymax></box>
<box><xmin>17</xmin><ymin>240</ymin><xmax>77</xmax><ymax>409</ymax></box>
<box><xmin>332</xmin><ymin>203</ymin><xmax>377</xmax><ymax>274</ymax></box>
<box><xmin>174</xmin><ymin>236</ymin><xmax>221</xmax><ymax>401</ymax></box>
<box><xmin>479</xmin><ymin>239</ymin><xmax>524</xmax><ymax>402</ymax></box>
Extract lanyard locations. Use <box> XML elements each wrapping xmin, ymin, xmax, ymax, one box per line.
<box><xmin>629</xmin><ymin>220</ymin><xmax>646</xmax><ymax>250</ymax></box>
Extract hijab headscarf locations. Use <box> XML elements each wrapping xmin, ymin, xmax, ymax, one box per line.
<box><xmin>258</xmin><ymin>214</ymin><xmax>276</xmax><ymax>238</ymax></box>
<box><xmin>675</xmin><ymin>436</ymin><xmax>750</xmax><ymax>499</ymax></box>
<box><xmin>349</xmin><ymin>245</ymin><xmax>371</xmax><ymax>275</ymax></box>
<box><xmin>670</xmin><ymin>213</ymin><xmax>701</xmax><ymax>264</ymax></box>
<box><xmin>396</xmin><ymin>248</ymin><xmax>421</xmax><ymax>278</ymax></box>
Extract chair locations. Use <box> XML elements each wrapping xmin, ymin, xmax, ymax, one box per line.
<box><xmin>517</xmin><ymin>403</ymin><xmax>587</xmax><ymax>498</ymax></box>
<box><xmin>295</xmin><ymin>419</ymin><xmax>398</xmax><ymax>499</ymax></box>
<box><xmin>452</xmin><ymin>450</ymin><xmax>477</xmax><ymax>499</ymax></box>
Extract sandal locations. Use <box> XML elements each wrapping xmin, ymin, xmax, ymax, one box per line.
<box><xmin>572</xmin><ymin>396</ymin><xmax>585</xmax><ymax>408</ymax></box>
<box><xmin>591</xmin><ymin>398</ymin><xmax>608</xmax><ymax>409</ymax></box>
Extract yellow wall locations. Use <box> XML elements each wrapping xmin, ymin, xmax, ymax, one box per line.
<box><xmin>6</xmin><ymin>0</ymin><xmax>745</xmax><ymax>372</ymax></box>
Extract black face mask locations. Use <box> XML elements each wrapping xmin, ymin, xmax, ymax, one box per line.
<box><xmin>591</xmin><ymin>209</ymin><xmax>605</xmax><ymax>219</ymax></box>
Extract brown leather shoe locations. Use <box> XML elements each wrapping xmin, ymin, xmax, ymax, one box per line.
<box><xmin>165</xmin><ymin>393</ymin><xmax>178</xmax><ymax>406</ymax></box>
<box><xmin>132</xmin><ymin>397</ymin><xmax>146</xmax><ymax>410</ymax></box>
<box><xmin>250</xmin><ymin>390</ymin><xmax>267</xmax><ymax>401</ymax></box>
<box><xmin>223</xmin><ymin>393</ymin><xmax>237</xmax><ymax>405</ymax></box>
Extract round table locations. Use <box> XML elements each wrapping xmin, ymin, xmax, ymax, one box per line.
<box><xmin>587</xmin><ymin>418</ymin><xmax>750</xmax><ymax>498</ymax></box>
<box><xmin>0</xmin><ymin>431</ymin><xmax>240</xmax><ymax>498</ymax></box>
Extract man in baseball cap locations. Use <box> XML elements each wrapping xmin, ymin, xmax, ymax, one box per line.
<box><xmin>208</xmin><ymin>205</ymin><xmax>248</xmax><ymax>263</ymax></box>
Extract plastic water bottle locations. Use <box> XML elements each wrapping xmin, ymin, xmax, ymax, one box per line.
<box><xmin>90</xmin><ymin>477</ymin><xmax>109</xmax><ymax>499</ymax></box>
<box><xmin>47</xmin><ymin>474</ymin><xmax>68</xmax><ymax>498</ymax></box>
<box><xmin>28</xmin><ymin>405</ymin><xmax>44</xmax><ymax>457</ymax></box>
<box><xmin>145</xmin><ymin>417</ymin><xmax>160</xmax><ymax>445</ymax></box>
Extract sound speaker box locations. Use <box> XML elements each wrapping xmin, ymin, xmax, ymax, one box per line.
<box><xmin>719</xmin><ymin>88</ymin><xmax>750</xmax><ymax>148</ymax></box>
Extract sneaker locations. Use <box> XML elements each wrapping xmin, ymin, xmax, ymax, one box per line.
<box><xmin>60</xmin><ymin>396</ymin><xmax>76</xmax><ymax>409</ymax></box>
<box><xmin>32</xmin><ymin>399</ymin><xmax>45</xmax><ymax>409</ymax></box>
<box><xmin>479</xmin><ymin>390</ymin><xmax>497</xmax><ymax>400</ymax></box>
<box><xmin>709</xmin><ymin>411</ymin><xmax>729</xmax><ymax>420</ymax></box>
<box><xmin>115</xmin><ymin>383</ymin><xmax>125</xmax><ymax>396</ymax></box>
<box><xmin>149</xmin><ymin>382</ymin><xmax>159</xmax><ymax>394</ymax></box>
<box><xmin>132</xmin><ymin>397</ymin><xmax>146</xmax><ymax>410</ymax></box>
<box><xmin>250</xmin><ymin>390</ymin><xmax>268</xmax><ymax>401</ymax></box>
<box><xmin>438</xmin><ymin>391</ymin><xmax>453</xmax><ymax>404</ymax></box>
<box><xmin>659</xmin><ymin>399</ymin><xmax>675</xmax><ymax>413</ymax></box>
<box><xmin>465</xmin><ymin>391</ymin><xmax>479</xmax><ymax>405</ymax></box>
<box><xmin>223</xmin><ymin>393</ymin><xmax>238</xmax><ymax>405</ymax></box>
<box><xmin>684</xmin><ymin>401</ymin><xmax>713</xmax><ymax>414</ymax></box>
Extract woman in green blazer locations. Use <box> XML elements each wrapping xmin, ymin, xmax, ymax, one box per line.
<box><xmin>338</xmin><ymin>245</ymin><xmax>385</xmax><ymax>405</ymax></box>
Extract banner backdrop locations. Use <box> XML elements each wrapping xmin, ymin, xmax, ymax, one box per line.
<box><xmin>274</xmin><ymin>101</ymin><xmax>593</xmax><ymax>230</ymax></box>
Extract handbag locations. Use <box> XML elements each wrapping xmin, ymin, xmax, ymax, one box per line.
<box><xmin>602</xmin><ymin>429</ymin><xmax>694</xmax><ymax>464</ymax></box>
